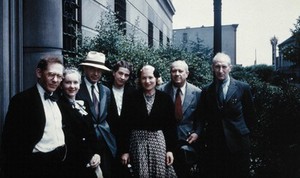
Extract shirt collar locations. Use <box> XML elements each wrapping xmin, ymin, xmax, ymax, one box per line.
<box><xmin>112</xmin><ymin>85</ymin><xmax>124</xmax><ymax>92</ymax></box>
<box><xmin>84</xmin><ymin>77</ymin><xmax>99</xmax><ymax>92</ymax></box>
<box><xmin>37</xmin><ymin>83</ymin><xmax>50</xmax><ymax>100</ymax></box>
<box><xmin>223</xmin><ymin>76</ymin><xmax>230</xmax><ymax>87</ymax></box>
<box><xmin>172</xmin><ymin>82</ymin><xmax>187</xmax><ymax>95</ymax></box>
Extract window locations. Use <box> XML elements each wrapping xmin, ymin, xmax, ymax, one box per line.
<box><xmin>159</xmin><ymin>30</ymin><xmax>163</xmax><ymax>47</ymax></box>
<box><xmin>183</xmin><ymin>33</ymin><xmax>188</xmax><ymax>43</ymax></box>
<box><xmin>115</xmin><ymin>0</ymin><xmax>126</xmax><ymax>33</ymax></box>
<box><xmin>167</xmin><ymin>37</ymin><xmax>170</xmax><ymax>46</ymax></box>
<box><xmin>62</xmin><ymin>0</ymin><xmax>81</xmax><ymax>58</ymax></box>
<box><xmin>148</xmin><ymin>20</ymin><xmax>153</xmax><ymax>47</ymax></box>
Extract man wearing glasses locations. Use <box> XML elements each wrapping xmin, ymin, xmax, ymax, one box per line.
<box><xmin>0</xmin><ymin>56</ymin><xmax>66</xmax><ymax>177</ymax></box>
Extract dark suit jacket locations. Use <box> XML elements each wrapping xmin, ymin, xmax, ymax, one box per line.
<box><xmin>119</xmin><ymin>89</ymin><xmax>178</xmax><ymax>154</ymax></box>
<box><xmin>57</xmin><ymin>96</ymin><xmax>99</xmax><ymax>168</ymax></box>
<box><xmin>107</xmin><ymin>85</ymin><xmax>136</xmax><ymax>149</ymax></box>
<box><xmin>76</xmin><ymin>79</ymin><xmax>117</xmax><ymax>157</ymax></box>
<box><xmin>158</xmin><ymin>81</ymin><xmax>202</xmax><ymax>142</ymax></box>
<box><xmin>0</xmin><ymin>85</ymin><xmax>56</xmax><ymax>176</ymax></box>
<box><xmin>199</xmin><ymin>77</ymin><xmax>256</xmax><ymax>152</ymax></box>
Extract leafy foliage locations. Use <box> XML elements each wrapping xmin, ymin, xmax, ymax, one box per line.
<box><xmin>233</xmin><ymin>64</ymin><xmax>300</xmax><ymax>177</ymax></box>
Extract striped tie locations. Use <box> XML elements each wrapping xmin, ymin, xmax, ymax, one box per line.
<box><xmin>91</xmin><ymin>85</ymin><xmax>99</xmax><ymax>116</ymax></box>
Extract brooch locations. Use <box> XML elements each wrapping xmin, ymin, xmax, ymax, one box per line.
<box><xmin>72</xmin><ymin>100</ymin><xmax>88</xmax><ymax>116</ymax></box>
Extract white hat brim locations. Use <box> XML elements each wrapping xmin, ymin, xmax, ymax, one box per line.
<box><xmin>80</xmin><ymin>62</ymin><xmax>111</xmax><ymax>72</ymax></box>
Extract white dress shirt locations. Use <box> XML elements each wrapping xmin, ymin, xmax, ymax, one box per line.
<box><xmin>84</xmin><ymin>77</ymin><xmax>99</xmax><ymax>101</ymax></box>
<box><xmin>33</xmin><ymin>83</ymin><xmax>65</xmax><ymax>153</ymax></box>
<box><xmin>112</xmin><ymin>85</ymin><xmax>124</xmax><ymax>116</ymax></box>
<box><xmin>172</xmin><ymin>82</ymin><xmax>187</xmax><ymax>104</ymax></box>
<box><xmin>222</xmin><ymin>77</ymin><xmax>230</xmax><ymax>100</ymax></box>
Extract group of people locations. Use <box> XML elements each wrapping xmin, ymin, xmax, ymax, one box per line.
<box><xmin>0</xmin><ymin>51</ymin><xmax>255</xmax><ymax>178</ymax></box>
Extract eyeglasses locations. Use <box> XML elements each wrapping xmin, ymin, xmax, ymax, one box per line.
<box><xmin>46</xmin><ymin>72</ymin><xmax>64</xmax><ymax>81</ymax></box>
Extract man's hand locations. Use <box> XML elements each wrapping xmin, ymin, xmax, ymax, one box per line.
<box><xmin>186</xmin><ymin>133</ymin><xmax>198</xmax><ymax>144</ymax></box>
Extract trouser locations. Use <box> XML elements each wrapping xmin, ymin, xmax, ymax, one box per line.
<box><xmin>203</xmin><ymin>136</ymin><xmax>250</xmax><ymax>178</ymax></box>
<box><xmin>29</xmin><ymin>145</ymin><xmax>67</xmax><ymax>177</ymax></box>
<box><xmin>98</xmin><ymin>137</ymin><xmax>114</xmax><ymax>178</ymax></box>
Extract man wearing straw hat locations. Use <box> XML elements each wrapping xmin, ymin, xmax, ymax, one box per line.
<box><xmin>77</xmin><ymin>51</ymin><xmax>116</xmax><ymax>178</ymax></box>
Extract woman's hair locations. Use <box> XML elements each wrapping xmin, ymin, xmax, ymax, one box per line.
<box><xmin>137</xmin><ymin>65</ymin><xmax>160</xmax><ymax>78</ymax></box>
<box><xmin>112</xmin><ymin>60</ymin><xmax>133</xmax><ymax>74</ymax></box>
<box><xmin>135</xmin><ymin>65</ymin><xmax>163</xmax><ymax>88</ymax></box>
<box><xmin>63</xmin><ymin>67</ymin><xmax>82</xmax><ymax>83</ymax></box>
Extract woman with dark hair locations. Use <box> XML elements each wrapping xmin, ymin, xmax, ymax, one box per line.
<box><xmin>119</xmin><ymin>65</ymin><xmax>178</xmax><ymax>177</ymax></box>
<box><xmin>106</xmin><ymin>60</ymin><xmax>136</xmax><ymax>177</ymax></box>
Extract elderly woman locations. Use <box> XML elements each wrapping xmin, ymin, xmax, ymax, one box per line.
<box><xmin>120</xmin><ymin>65</ymin><xmax>178</xmax><ymax>177</ymax></box>
<box><xmin>58</xmin><ymin>67</ymin><xmax>101</xmax><ymax>178</ymax></box>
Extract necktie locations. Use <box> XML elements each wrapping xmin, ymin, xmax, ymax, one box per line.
<box><xmin>91</xmin><ymin>85</ymin><xmax>99</xmax><ymax>116</ymax></box>
<box><xmin>217</xmin><ymin>83</ymin><xmax>224</xmax><ymax>106</ymax></box>
<box><xmin>175</xmin><ymin>88</ymin><xmax>183</xmax><ymax>122</ymax></box>
<box><xmin>44</xmin><ymin>92</ymin><xmax>58</xmax><ymax>102</ymax></box>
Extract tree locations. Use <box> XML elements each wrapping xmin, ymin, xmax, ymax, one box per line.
<box><xmin>189</xmin><ymin>36</ymin><xmax>213</xmax><ymax>63</ymax></box>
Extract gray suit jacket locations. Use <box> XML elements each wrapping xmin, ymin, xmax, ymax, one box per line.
<box><xmin>158</xmin><ymin>81</ymin><xmax>202</xmax><ymax>141</ymax></box>
<box><xmin>76</xmin><ymin>78</ymin><xmax>117</xmax><ymax>157</ymax></box>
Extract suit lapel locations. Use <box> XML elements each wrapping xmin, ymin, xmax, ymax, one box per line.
<box><xmin>225</xmin><ymin>78</ymin><xmax>237</xmax><ymax>103</ymax></box>
<box><xmin>207</xmin><ymin>83</ymin><xmax>219</xmax><ymax>104</ymax></box>
<box><xmin>80</xmin><ymin>80</ymin><xmax>93</xmax><ymax>103</ymax></box>
<box><xmin>182</xmin><ymin>83</ymin><xmax>195</xmax><ymax>114</ymax></box>
<box><xmin>98</xmin><ymin>84</ymin><xmax>103</xmax><ymax>120</ymax></box>
<box><xmin>97</xmin><ymin>83</ymin><xmax>107</xmax><ymax>121</ymax></box>
<box><xmin>79</xmin><ymin>80</ymin><xmax>98</xmax><ymax>122</ymax></box>
<box><xmin>32</xmin><ymin>86</ymin><xmax>47</xmax><ymax>127</ymax></box>
<box><xmin>163</xmin><ymin>82</ymin><xmax>193</xmax><ymax>114</ymax></box>
<box><xmin>164</xmin><ymin>82</ymin><xmax>174</xmax><ymax>100</ymax></box>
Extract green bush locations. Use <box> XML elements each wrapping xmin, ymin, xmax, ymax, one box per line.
<box><xmin>233</xmin><ymin>63</ymin><xmax>300</xmax><ymax>177</ymax></box>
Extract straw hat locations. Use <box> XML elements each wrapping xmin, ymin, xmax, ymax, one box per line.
<box><xmin>80</xmin><ymin>51</ymin><xmax>111</xmax><ymax>72</ymax></box>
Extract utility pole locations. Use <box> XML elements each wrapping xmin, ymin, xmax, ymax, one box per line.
<box><xmin>254</xmin><ymin>49</ymin><xmax>257</xmax><ymax>65</ymax></box>
<box><xmin>214</xmin><ymin>0</ymin><xmax>222</xmax><ymax>55</ymax></box>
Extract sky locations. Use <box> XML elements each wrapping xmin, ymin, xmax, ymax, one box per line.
<box><xmin>172</xmin><ymin>0</ymin><xmax>300</xmax><ymax>66</ymax></box>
